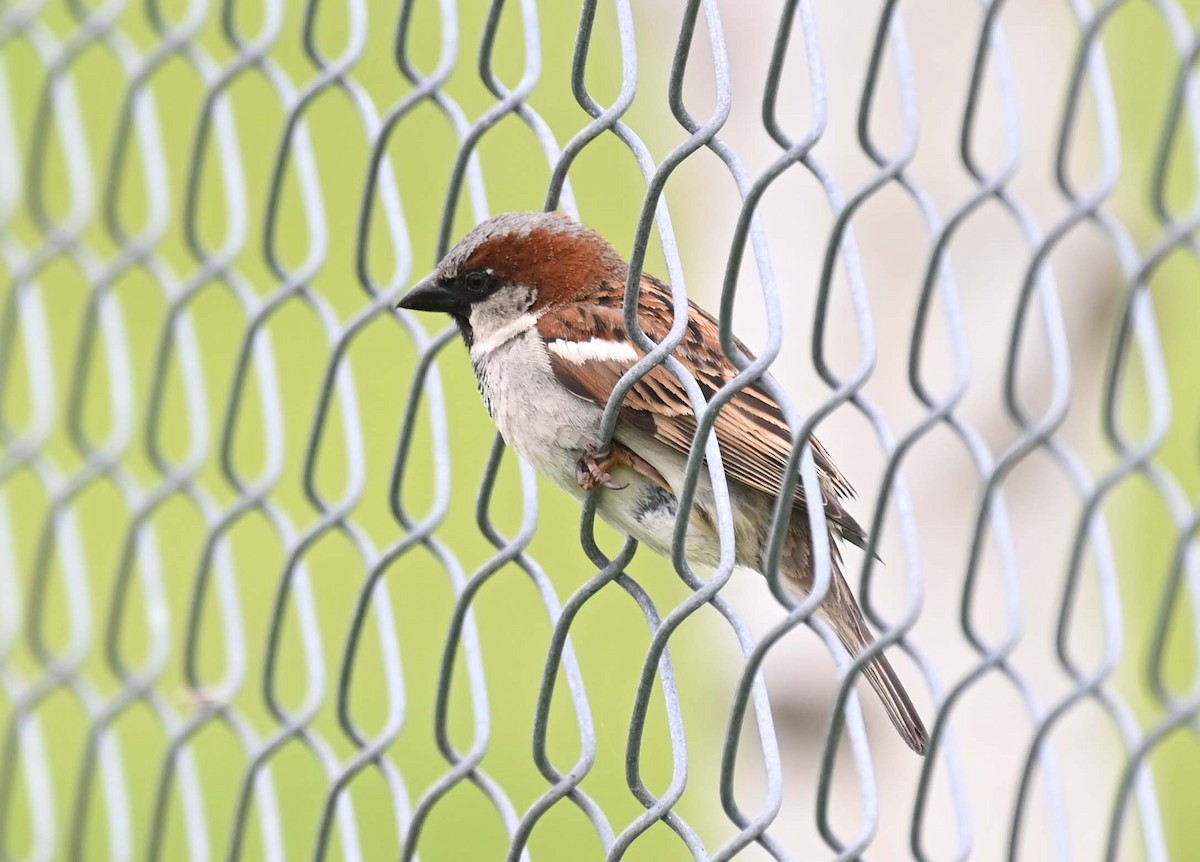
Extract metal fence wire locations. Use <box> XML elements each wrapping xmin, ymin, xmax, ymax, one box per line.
<box><xmin>2</xmin><ymin>0</ymin><xmax>1200</xmax><ymax>859</ymax></box>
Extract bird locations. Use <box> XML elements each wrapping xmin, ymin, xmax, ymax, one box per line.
<box><xmin>397</xmin><ymin>211</ymin><xmax>928</xmax><ymax>755</ymax></box>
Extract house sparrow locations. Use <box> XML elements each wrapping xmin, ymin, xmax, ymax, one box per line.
<box><xmin>398</xmin><ymin>211</ymin><xmax>928</xmax><ymax>755</ymax></box>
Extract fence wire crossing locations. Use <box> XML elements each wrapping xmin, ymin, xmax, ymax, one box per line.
<box><xmin>1</xmin><ymin>0</ymin><xmax>1199</xmax><ymax>859</ymax></box>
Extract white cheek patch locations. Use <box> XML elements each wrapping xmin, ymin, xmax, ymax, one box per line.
<box><xmin>548</xmin><ymin>338</ymin><xmax>639</xmax><ymax>365</ymax></box>
<box><xmin>469</xmin><ymin>312</ymin><xmax>538</xmax><ymax>358</ymax></box>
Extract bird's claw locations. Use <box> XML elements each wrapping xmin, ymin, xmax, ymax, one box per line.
<box><xmin>576</xmin><ymin>448</ymin><xmax>629</xmax><ymax>492</ymax></box>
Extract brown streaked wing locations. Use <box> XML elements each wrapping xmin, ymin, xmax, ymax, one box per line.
<box><xmin>537</xmin><ymin>277</ymin><xmax>866</xmax><ymax>545</ymax></box>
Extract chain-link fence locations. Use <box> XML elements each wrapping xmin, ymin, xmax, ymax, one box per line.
<box><xmin>2</xmin><ymin>0</ymin><xmax>1199</xmax><ymax>859</ymax></box>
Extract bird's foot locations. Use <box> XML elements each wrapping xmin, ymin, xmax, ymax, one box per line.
<box><xmin>576</xmin><ymin>447</ymin><xmax>629</xmax><ymax>492</ymax></box>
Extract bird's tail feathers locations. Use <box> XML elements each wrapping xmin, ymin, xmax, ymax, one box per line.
<box><xmin>824</xmin><ymin>581</ymin><xmax>928</xmax><ymax>756</ymax></box>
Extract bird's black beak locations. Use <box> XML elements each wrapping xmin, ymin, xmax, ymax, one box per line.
<box><xmin>396</xmin><ymin>275</ymin><xmax>459</xmax><ymax>314</ymax></box>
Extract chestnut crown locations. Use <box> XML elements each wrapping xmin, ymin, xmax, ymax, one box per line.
<box><xmin>397</xmin><ymin>211</ymin><xmax>627</xmax><ymax>316</ymax></box>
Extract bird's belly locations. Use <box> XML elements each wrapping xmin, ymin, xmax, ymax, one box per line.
<box><xmin>592</xmin><ymin>471</ymin><xmax>725</xmax><ymax>568</ymax></box>
<box><xmin>600</xmin><ymin>429</ymin><xmax>765</xmax><ymax>569</ymax></box>
<box><xmin>474</xmin><ymin>336</ymin><xmax>751</xmax><ymax>568</ymax></box>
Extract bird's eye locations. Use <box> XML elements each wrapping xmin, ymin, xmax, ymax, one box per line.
<box><xmin>463</xmin><ymin>271</ymin><xmax>490</xmax><ymax>293</ymax></box>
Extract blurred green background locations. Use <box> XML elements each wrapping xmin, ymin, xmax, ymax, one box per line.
<box><xmin>0</xmin><ymin>1</ymin><xmax>734</xmax><ymax>858</ymax></box>
<box><xmin>2</xmin><ymin>0</ymin><xmax>1200</xmax><ymax>859</ymax></box>
<box><xmin>1110</xmin><ymin>1</ymin><xmax>1200</xmax><ymax>855</ymax></box>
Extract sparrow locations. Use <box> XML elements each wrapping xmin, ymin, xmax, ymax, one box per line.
<box><xmin>398</xmin><ymin>211</ymin><xmax>928</xmax><ymax>755</ymax></box>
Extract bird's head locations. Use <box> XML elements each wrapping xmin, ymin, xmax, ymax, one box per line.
<box><xmin>396</xmin><ymin>211</ymin><xmax>626</xmax><ymax>345</ymax></box>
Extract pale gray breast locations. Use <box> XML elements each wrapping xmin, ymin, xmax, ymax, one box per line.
<box><xmin>471</xmin><ymin>327</ymin><xmax>605</xmax><ymax>488</ymax></box>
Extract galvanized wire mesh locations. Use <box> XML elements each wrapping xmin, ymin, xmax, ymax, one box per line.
<box><xmin>1</xmin><ymin>0</ymin><xmax>1199</xmax><ymax>859</ymax></box>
